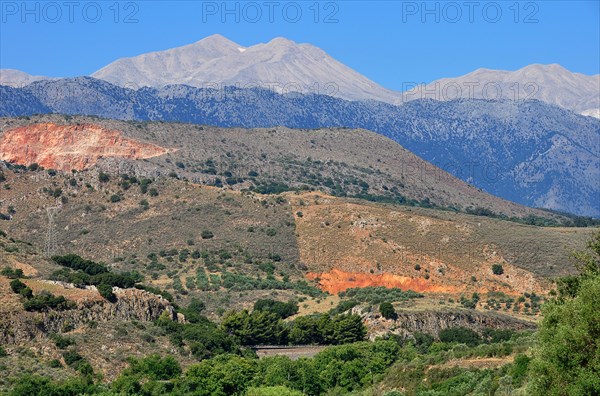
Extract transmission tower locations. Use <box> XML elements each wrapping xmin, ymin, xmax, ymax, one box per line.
<box><xmin>44</xmin><ymin>206</ymin><xmax>60</xmax><ymax>258</ymax></box>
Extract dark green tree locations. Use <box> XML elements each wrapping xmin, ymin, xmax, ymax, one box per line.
<box><xmin>528</xmin><ymin>231</ymin><xmax>600</xmax><ymax>395</ymax></box>
<box><xmin>379</xmin><ymin>302</ymin><xmax>397</xmax><ymax>320</ymax></box>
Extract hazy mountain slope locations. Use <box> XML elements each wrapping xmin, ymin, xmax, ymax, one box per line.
<box><xmin>91</xmin><ymin>35</ymin><xmax>402</xmax><ymax>102</ymax></box>
<box><xmin>91</xmin><ymin>34</ymin><xmax>243</xmax><ymax>89</ymax></box>
<box><xmin>404</xmin><ymin>64</ymin><xmax>600</xmax><ymax>116</ymax></box>
<box><xmin>0</xmin><ymin>68</ymin><xmax>52</xmax><ymax>87</ymax></box>
<box><xmin>0</xmin><ymin>85</ymin><xmax>51</xmax><ymax>116</ymax></box>
<box><xmin>2</xmin><ymin>79</ymin><xmax>597</xmax><ymax>216</ymax></box>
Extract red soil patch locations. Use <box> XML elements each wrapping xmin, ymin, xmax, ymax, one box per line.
<box><xmin>307</xmin><ymin>268</ymin><xmax>458</xmax><ymax>294</ymax></box>
<box><xmin>0</xmin><ymin>123</ymin><xmax>171</xmax><ymax>171</ymax></box>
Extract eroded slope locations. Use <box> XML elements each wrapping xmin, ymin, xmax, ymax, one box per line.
<box><xmin>0</xmin><ymin>123</ymin><xmax>171</xmax><ymax>171</ymax></box>
<box><xmin>289</xmin><ymin>193</ymin><xmax>591</xmax><ymax>295</ymax></box>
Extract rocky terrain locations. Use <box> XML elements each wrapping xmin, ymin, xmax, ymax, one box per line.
<box><xmin>0</xmin><ymin>123</ymin><xmax>172</xmax><ymax>171</ymax></box>
<box><xmin>0</xmin><ymin>116</ymin><xmax>595</xmax><ymax>392</ymax></box>
<box><xmin>91</xmin><ymin>35</ymin><xmax>404</xmax><ymax>103</ymax></box>
<box><xmin>355</xmin><ymin>306</ymin><xmax>536</xmax><ymax>340</ymax></box>
<box><xmin>1</xmin><ymin>163</ymin><xmax>589</xmax><ymax>306</ymax></box>
<box><xmin>6</xmin><ymin>36</ymin><xmax>597</xmax><ymax>118</ymax></box>
<box><xmin>0</xmin><ymin>277</ymin><xmax>177</xmax><ymax>345</ymax></box>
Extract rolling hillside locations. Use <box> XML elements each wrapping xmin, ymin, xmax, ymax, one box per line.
<box><xmin>0</xmin><ymin>117</ymin><xmax>593</xmax><ymax>307</ymax></box>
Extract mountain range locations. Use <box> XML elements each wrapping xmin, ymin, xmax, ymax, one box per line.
<box><xmin>1</xmin><ymin>78</ymin><xmax>599</xmax><ymax>217</ymax></box>
<box><xmin>1</xmin><ymin>35</ymin><xmax>598</xmax><ymax>117</ymax></box>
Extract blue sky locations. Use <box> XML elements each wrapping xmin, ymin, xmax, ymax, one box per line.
<box><xmin>1</xmin><ymin>0</ymin><xmax>599</xmax><ymax>90</ymax></box>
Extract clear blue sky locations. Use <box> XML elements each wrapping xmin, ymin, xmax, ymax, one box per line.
<box><xmin>1</xmin><ymin>0</ymin><xmax>598</xmax><ymax>90</ymax></box>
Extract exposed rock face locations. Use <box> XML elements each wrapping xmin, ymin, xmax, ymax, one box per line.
<box><xmin>0</xmin><ymin>287</ymin><xmax>177</xmax><ymax>344</ymax></box>
<box><xmin>353</xmin><ymin>306</ymin><xmax>537</xmax><ymax>340</ymax></box>
<box><xmin>0</xmin><ymin>123</ymin><xmax>170</xmax><ymax>171</ymax></box>
<box><xmin>307</xmin><ymin>269</ymin><xmax>458</xmax><ymax>294</ymax></box>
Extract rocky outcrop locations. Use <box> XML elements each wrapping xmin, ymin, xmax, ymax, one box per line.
<box><xmin>0</xmin><ymin>123</ymin><xmax>171</xmax><ymax>171</ymax></box>
<box><xmin>353</xmin><ymin>306</ymin><xmax>537</xmax><ymax>340</ymax></box>
<box><xmin>0</xmin><ymin>287</ymin><xmax>178</xmax><ymax>344</ymax></box>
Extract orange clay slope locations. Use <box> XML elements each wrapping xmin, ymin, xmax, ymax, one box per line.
<box><xmin>0</xmin><ymin>123</ymin><xmax>171</xmax><ymax>171</ymax></box>
<box><xmin>289</xmin><ymin>192</ymin><xmax>552</xmax><ymax>296</ymax></box>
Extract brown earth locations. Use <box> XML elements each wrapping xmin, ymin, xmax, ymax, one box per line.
<box><xmin>290</xmin><ymin>192</ymin><xmax>589</xmax><ymax>296</ymax></box>
<box><xmin>0</xmin><ymin>123</ymin><xmax>171</xmax><ymax>171</ymax></box>
<box><xmin>306</xmin><ymin>269</ymin><xmax>458</xmax><ymax>294</ymax></box>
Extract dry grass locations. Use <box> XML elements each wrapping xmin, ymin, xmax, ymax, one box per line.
<box><xmin>289</xmin><ymin>192</ymin><xmax>591</xmax><ymax>296</ymax></box>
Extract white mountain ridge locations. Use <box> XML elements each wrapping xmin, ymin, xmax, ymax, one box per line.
<box><xmin>1</xmin><ymin>34</ymin><xmax>598</xmax><ymax>117</ymax></box>
<box><xmin>405</xmin><ymin>64</ymin><xmax>600</xmax><ymax>116</ymax></box>
<box><xmin>91</xmin><ymin>34</ymin><xmax>403</xmax><ymax>103</ymax></box>
<box><xmin>0</xmin><ymin>69</ymin><xmax>55</xmax><ymax>87</ymax></box>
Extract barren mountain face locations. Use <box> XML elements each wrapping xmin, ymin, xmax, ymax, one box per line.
<box><xmin>403</xmin><ymin>64</ymin><xmax>600</xmax><ymax>116</ymax></box>
<box><xmin>0</xmin><ymin>123</ymin><xmax>171</xmax><ymax>171</ymax></box>
<box><xmin>91</xmin><ymin>34</ymin><xmax>403</xmax><ymax>102</ymax></box>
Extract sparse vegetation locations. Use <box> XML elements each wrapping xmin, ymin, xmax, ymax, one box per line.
<box><xmin>1</xmin><ymin>267</ymin><xmax>24</xmax><ymax>279</ymax></box>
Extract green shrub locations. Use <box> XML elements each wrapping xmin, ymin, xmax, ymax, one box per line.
<box><xmin>413</xmin><ymin>332</ymin><xmax>435</xmax><ymax>353</ymax></box>
<box><xmin>246</xmin><ymin>386</ymin><xmax>304</xmax><ymax>396</ymax></box>
<box><xmin>379</xmin><ymin>302</ymin><xmax>397</xmax><ymax>320</ymax></box>
<box><xmin>1</xmin><ymin>267</ymin><xmax>24</xmax><ymax>279</ymax></box>
<box><xmin>98</xmin><ymin>172</ymin><xmax>110</xmax><ymax>182</ymax></box>
<box><xmin>52</xmin><ymin>334</ymin><xmax>75</xmax><ymax>349</ymax></box>
<box><xmin>97</xmin><ymin>283</ymin><xmax>116</xmax><ymax>301</ymax></box>
<box><xmin>62</xmin><ymin>350</ymin><xmax>84</xmax><ymax>367</ymax></box>
<box><xmin>52</xmin><ymin>254</ymin><xmax>108</xmax><ymax>275</ymax></box>
<box><xmin>265</xmin><ymin>228</ymin><xmax>277</xmax><ymax>237</ymax></box>
<box><xmin>48</xmin><ymin>359</ymin><xmax>62</xmax><ymax>368</ymax></box>
<box><xmin>439</xmin><ymin>327</ymin><xmax>481</xmax><ymax>347</ymax></box>
<box><xmin>23</xmin><ymin>292</ymin><xmax>75</xmax><ymax>312</ymax></box>
<box><xmin>123</xmin><ymin>354</ymin><xmax>182</xmax><ymax>380</ymax></box>
<box><xmin>253</xmin><ymin>299</ymin><xmax>299</xmax><ymax>319</ymax></box>
<box><xmin>19</xmin><ymin>287</ymin><xmax>33</xmax><ymax>299</ymax></box>
<box><xmin>492</xmin><ymin>264</ymin><xmax>504</xmax><ymax>275</ymax></box>
<box><xmin>201</xmin><ymin>230</ymin><xmax>214</xmax><ymax>239</ymax></box>
<box><xmin>340</xmin><ymin>287</ymin><xmax>423</xmax><ymax>304</ymax></box>
<box><xmin>329</xmin><ymin>300</ymin><xmax>359</xmax><ymax>315</ymax></box>
<box><xmin>110</xmin><ymin>194</ymin><xmax>122</xmax><ymax>203</ymax></box>
<box><xmin>9</xmin><ymin>278</ymin><xmax>27</xmax><ymax>294</ymax></box>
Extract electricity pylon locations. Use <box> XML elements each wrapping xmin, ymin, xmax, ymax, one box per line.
<box><xmin>44</xmin><ymin>205</ymin><xmax>61</xmax><ymax>258</ymax></box>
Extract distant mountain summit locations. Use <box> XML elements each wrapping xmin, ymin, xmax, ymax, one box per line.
<box><xmin>91</xmin><ymin>34</ymin><xmax>243</xmax><ymax>89</ymax></box>
<box><xmin>90</xmin><ymin>34</ymin><xmax>403</xmax><ymax>103</ymax></box>
<box><xmin>89</xmin><ymin>35</ymin><xmax>600</xmax><ymax>116</ymax></box>
<box><xmin>0</xmin><ymin>69</ymin><xmax>53</xmax><ymax>87</ymax></box>
<box><xmin>2</xmin><ymin>35</ymin><xmax>598</xmax><ymax>116</ymax></box>
<box><xmin>404</xmin><ymin>64</ymin><xmax>600</xmax><ymax>116</ymax></box>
